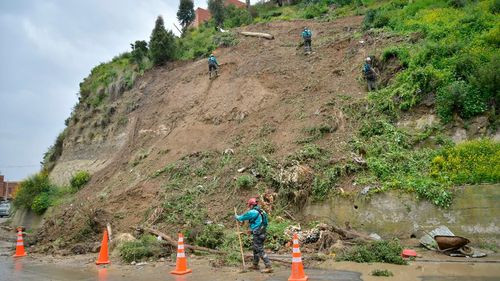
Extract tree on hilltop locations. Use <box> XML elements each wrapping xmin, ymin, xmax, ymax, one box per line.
<box><xmin>149</xmin><ymin>16</ymin><xmax>176</xmax><ymax>66</ymax></box>
<box><xmin>130</xmin><ymin>40</ymin><xmax>148</xmax><ymax>66</ymax></box>
<box><xmin>208</xmin><ymin>0</ymin><xmax>225</xmax><ymax>28</ymax></box>
<box><xmin>177</xmin><ymin>0</ymin><xmax>195</xmax><ymax>34</ymax></box>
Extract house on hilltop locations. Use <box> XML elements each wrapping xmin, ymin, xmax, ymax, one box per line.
<box><xmin>190</xmin><ymin>0</ymin><xmax>246</xmax><ymax>28</ymax></box>
<box><xmin>0</xmin><ymin>175</ymin><xmax>19</xmax><ymax>201</ymax></box>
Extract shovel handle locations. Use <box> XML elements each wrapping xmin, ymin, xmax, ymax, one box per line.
<box><xmin>234</xmin><ymin>207</ymin><xmax>246</xmax><ymax>268</ymax></box>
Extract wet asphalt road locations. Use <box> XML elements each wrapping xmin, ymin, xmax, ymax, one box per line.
<box><xmin>0</xmin><ymin>257</ymin><xmax>360</xmax><ymax>281</ymax></box>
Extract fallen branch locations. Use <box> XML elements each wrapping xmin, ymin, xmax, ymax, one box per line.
<box><xmin>135</xmin><ymin>226</ymin><xmax>223</xmax><ymax>254</ymax></box>
<box><xmin>284</xmin><ymin>210</ymin><xmax>296</xmax><ymax>221</ymax></box>
<box><xmin>239</xmin><ymin>31</ymin><xmax>274</xmax><ymax>40</ymax></box>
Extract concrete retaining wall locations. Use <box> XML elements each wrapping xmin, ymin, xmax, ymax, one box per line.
<box><xmin>303</xmin><ymin>185</ymin><xmax>500</xmax><ymax>244</ymax></box>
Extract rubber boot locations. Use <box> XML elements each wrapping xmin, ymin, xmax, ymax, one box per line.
<box><xmin>261</xmin><ymin>265</ymin><xmax>273</xmax><ymax>273</ymax></box>
<box><xmin>249</xmin><ymin>264</ymin><xmax>260</xmax><ymax>271</ymax></box>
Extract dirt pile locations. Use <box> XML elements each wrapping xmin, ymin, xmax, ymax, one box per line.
<box><xmin>38</xmin><ymin>16</ymin><xmax>405</xmax><ymax>250</ymax></box>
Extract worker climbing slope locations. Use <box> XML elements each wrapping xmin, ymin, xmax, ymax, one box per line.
<box><xmin>208</xmin><ymin>53</ymin><xmax>219</xmax><ymax>79</ymax></box>
<box><xmin>302</xmin><ymin>27</ymin><xmax>313</xmax><ymax>55</ymax></box>
<box><xmin>235</xmin><ymin>198</ymin><xmax>273</xmax><ymax>273</ymax></box>
<box><xmin>362</xmin><ymin>57</ymin><xmax>378</xmax><ymax>91</ymax></box>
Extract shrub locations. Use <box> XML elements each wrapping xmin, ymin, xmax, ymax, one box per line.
<box><xmin>302</xmin><ymin>3</ymin><xmax>328</xmax><ymax>19</ymax></box>
<box><xmin>70</xmin><ymin>171</ymin><xmax>91</xmax><ymax>192</ymax></box>
<box><xmin>431</xmin><ymin>139</ymin><xmax>500</xmax><ymax>185</ymax></box>
<box><xmin>236</xmin><ymin>175</ymin><xmax>256</xmax><ymax>189</ymax></box>
<box><xmin>14</xmin><ymin>173</ymin><xmax>55</xmax><ymax>211</ymax></box>
<box><xmin>224</xmin><ymin>5</ymin><xmax>253</xmax><ymax>28</ymax></box>
<box><xmin>195</xmin><ymin>224</ymin><xmax>225</xmax><ymax>249</ymax></box>
<box><xmin>436</xmin><ymin>80</ymin><xmax>487</xmax><ymax>122</ymax></box>
<box><xmin>469</xmin><ymin>55</ymin><xmax>499</xmax><ymax>108</ymax></box>
<box><xmin>119</xmin><ymin>235</ymin><xmax>164</xmax><ymax>262</ymax></box>
<box><xmin>31</xmin><ymin>192</ymin><xmax>52</xmax><ymax>215</ymax></box>
<box><xmin>311</xmin><ymin>167</ymin><xmax>339</xmax><ymax>201</ymax></box>
<box><xmin>266</xmin><ymin>219</ymin><xmax>293</xmax><ymax>251</ymax></box>
<box><xmin>381</xmin><ymin>46</ymin><xmax>410</xmax><ymax>67</ymax></box>
<box><xmin>42</xmin><ymin>129</ymin><xmax>67</xmax><ymax>172</ymax></box>
<box><xmin>372</xmin><ymin>269</ymin><xmax>394</xmax><ymax>277</ymax></box>
<box><xmin>293</xmin><ymin>144</ymin><xmax>322</xmax><ymax>161</ymax></box>
<box><xmin>177</xmin><ymin>25</ymin><xmax>216</xmax><ymax>60</ymax></box>
<box><xmin>338</xmin><ymin>239</ymin><xmax>407</xmax><ymax>265</ymax></box>
<box><xmin>447</xmin><ymin>0</ymin><xmax>467</xmax><ymax>8</ymax></box>
<box><xmin>491</xmin><ymin>0</ymin><xmax>500</xmax><ymax>13</ymax></box>
<box><xmin>213</xmin><ymin>32</ymin><xmax>239</xmax><ymax>47</ymax></box>
<box><xmin>217</xmin><ymin>231</ymin><xmax>243</xmax><ymax>265</ymax></box>
<box><xmin>363</xmin><ymin>9</ymin><xmax>390</xmax><ymax>30</ymax></box>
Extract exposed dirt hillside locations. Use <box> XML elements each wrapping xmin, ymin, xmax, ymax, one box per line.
<box><xmin>36</xmin><ymin>16</ymin><xmax>420</xmax><ymax>250</ymax></box>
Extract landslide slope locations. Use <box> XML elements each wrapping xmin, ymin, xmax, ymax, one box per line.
<box><xmin>37</xmin><ymin>16</ymin><xmax>409</xmax><ymax>248</ymax></box>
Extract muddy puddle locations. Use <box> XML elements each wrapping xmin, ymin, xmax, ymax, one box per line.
<box><xmin>327</xmin><ymin>261</ymin><xmax>500</xmax><ymax>281</ymax></box>
<box><xmin>0</xmin><ymin>257</ymin><xmax>355</xmax><ymax>281</ymax></box>
<box><xmin>1</xmin><ymin>256</ymin><xmax>499</xmax><ymax>281</ymax></box>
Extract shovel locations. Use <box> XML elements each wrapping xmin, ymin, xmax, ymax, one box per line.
<box><xmin>234</xmin><ymin>207</ymin><xmax>247</xmax><ymax>273</ymax></box>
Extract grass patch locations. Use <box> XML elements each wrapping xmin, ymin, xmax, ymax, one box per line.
<box><xmin>265</xmin><ymin>218</ymin><xmax>295</xmax><ymax>251</ymax></box>
<box><xmin>298</xmin><ymin>124</ymin><xmax>335</xmax><ymax>144</ymax></box>
<box><xmin>236</xmin><ymin>174</ymin><xmax>256</xmax><ymax>189</ymax></box>
<box><xmin>372</xmin><ymin>269</ymin><xmax>394</xmax><ymax>277</ymax></box>
<box><xmin>337</xmin><ymin>239</ymin><xmax>407</xmax><ymax>265</ymax></box>
<box><xmin>13</xmin><ymin>172</ymin><xmax>71</xmax><ymax>215</ymax></box>
<box><xmin>119</xmin><ymin>235</ymin><xmax>164</xmax><ymax>262</ymax></box>
<box><xmin>69</xmin><ymin>171</ymin><xmax>91</xmax><ymax>193</ymax></box>
<box><xmin>195</xmin><ymin>224</ymin><xmax>225</xmax><ymax>249</ymax></box>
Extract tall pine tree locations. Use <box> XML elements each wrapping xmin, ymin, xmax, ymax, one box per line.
<box><xmin>177</xmin><ymin>0</ymin><xmax>195</xmax><ymax>33</ymax></box>
<box><xmin>149</xmin><ymin>16</ymin><xmax>176</xmax><ymax>66</ymax></box>
<box><xmin>208</xmin><ymin>0</ymin><xmax>225</xmax><ymax>28</ymax></box>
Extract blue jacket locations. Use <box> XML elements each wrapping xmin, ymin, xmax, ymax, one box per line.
<box><xmin>208</xmin><ymin>56</ymin><xmax>219</xmax><ymax>65</ymax></box>
<box><xmin>236</xmin><ymin>206</ymin><xmax>263</xmax><ymax>231</ymax></box>
<box><xmin>302</xmin><ymin>29</ymin><xmax>312</xmax><ymax>39</ymax></box>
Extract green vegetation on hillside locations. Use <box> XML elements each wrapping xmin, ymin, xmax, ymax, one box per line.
<box><xmin>14</xmin><ymin>173</ymin><xmax>61</xmax><ymax>215</ymax></box>
<box><xmin>119</xmin><ymin>234</ymin><xmax>165</xmax><ymax>262</ymax></box>
<box><xmin>366</xmin><ymin>0</ymin><xmax>499</xmax><ymax>123</ymax></box>
<box><xmin>338</xmin><ymin>239</ymin><xmax>407</xmax><ymax>265</ymax></box>
<box><xmin>40</xmin><ymin>0</ymin><xmax>498</xmax><ymax>210</ymax></box>
<box><xmin>69</xmin><ymin>171</ymin><xmax>91</xmax><ymax>192</ymax></box>
<box><xmin>353</xmin><ymin>112</ymin><xmax>499</xmax><ymax>207</ymax></box>
<box><xmin>14</xmin><ymin>171</ymin><xmax>92</xmax><ymax>214</ymax></box>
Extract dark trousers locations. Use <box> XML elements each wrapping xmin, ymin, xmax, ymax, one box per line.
<box><xmin>304</xmin><ymin>39</ymin><xmax>312</xmax><ymax>51</ymax></box>
<box><xmin>252</xmin><ymin>228</ymin><xmax>271</xmax><ymax>267</ymax></box>
<box><xmin>367</xmin><ymin>79</ymin><xmax>377</xmax><ymax>91</ymax></box>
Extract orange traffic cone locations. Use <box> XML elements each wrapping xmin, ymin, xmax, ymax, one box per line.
<box><xmin>288</xmin><ymin>233</ymin><xmax>308</xmax><ymax>281</ymax></box>
<box><xmin>170</xmin><ymin>233</ymin><xmax>192</xmax><ymax>275</ymax></box>
<box><xmin>13</xmin><ymin>227</ymin><xmax>27</xmax><ymax>257</ymax></box>
<box><xmin>96</xmin><ymin>230</ymin><xmax>110</xmax><ymax>265</ymax></box>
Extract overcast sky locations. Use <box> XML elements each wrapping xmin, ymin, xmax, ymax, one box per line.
<box><xmin>0</xmin><ymin>0</ymin><xmax>210</xmax><ymax>181</ymax></box>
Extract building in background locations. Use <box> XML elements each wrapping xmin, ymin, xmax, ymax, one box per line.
<box><xmin>190</xmin><ymin>0</ymin><xmax>246</xmax><ymax>28</ymax></box>
<box><xmin>0</xmin><ymin>175</ymin><xmax>19</xmax><ymax>201</ymax></box>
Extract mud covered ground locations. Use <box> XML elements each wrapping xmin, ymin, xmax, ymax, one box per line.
<box><xmin>40</xmin><ymin>14</ymin><xmax>411</xmax><ymax>249</ymax></box>
<box><xmin>1</xmin><ymin>254</ymin><xmax>500</xmax><ymax>281</ymax></box>
<box><xmin>3</xmin><ymin>218</ymin><xmax>500</xmax><ymax>280</ymax></box>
